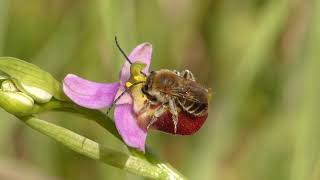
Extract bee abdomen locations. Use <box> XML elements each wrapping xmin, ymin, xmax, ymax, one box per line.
<box><xmin>177</xmin><ymin>98</ymin><xmax>208</xmax><ymax>117</ymax></box>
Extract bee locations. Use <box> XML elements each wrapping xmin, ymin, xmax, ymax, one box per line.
<box><xmin>111</xmin><ymin>37</ymin><xmax>210</xmax><ymax>134</ymax></box>
<box><xmin>141</xmin><ymin>69</ymin><xmax>209</xmax><ymax>133</ymax></box>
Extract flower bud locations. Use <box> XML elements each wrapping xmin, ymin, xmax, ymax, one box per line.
<box><xmin>0</xmin><ymin>57</ymin><xmax>68</xmax><ymax>115</ymax></box>
<box><xmin>14</xmin><ymin>80</ymin><xmax>52</xmax><ymax>103</ymax></box>
<box><xmin>0</xmin><ymin>74</ymin><xmax>8</xmax><ymax>81</ymax></box>
<box><xmin>0</xmin><ymin>79</ymin><xmax>34</xmax><ymax>115</ymax></box>
<box><xmin>0</xmin><ymin>57</ymin><xmax>67</xmax><ymax>102</ymax></box>
<box><xmin>0</xmin><ymin>90</ymin><xmax>34</xmax><ymax>116</ymax></box>
<box><xmin>1</xmin><ymin>80</ymin><xmax>18</xmax><ymax>92</ymax></box>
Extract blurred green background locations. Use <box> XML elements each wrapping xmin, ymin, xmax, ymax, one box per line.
<box><xmin>0</xmin><ymin>0</ymin><xmax>319</xmax><ymax>179</ymax></box>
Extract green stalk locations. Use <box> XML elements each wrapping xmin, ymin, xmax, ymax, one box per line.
<box><xmin>27</xmin><ymin>100</ymin><xmax>186</xmax><ymax>179</ymax></box>
<box><xmin>18</xmin><ymin>116</ymin><xmax>168</xmax><ymax>179</ymax></box>
<box><xmin>29</xmin><ymin>100</ymin><xmax>121</xmax><ymax>140</ymax></box>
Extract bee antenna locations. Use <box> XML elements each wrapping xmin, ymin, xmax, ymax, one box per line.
<box><xmin>140</xmin><ymin>71</ymin><xmax>147</xmax><ymax>77</ymax></box>
<box><xmin>106</xmin><ymin>81</ymin><xmax>144</xmax><ymax>115</ymax></box>
<box><xmin>115</xmin><ymin>36</ymin><xmax>132</xmax><ymax>65</ymax></box>
<box><xmin>114</xmin><ymin>36</ymin><xmax>148</xmax><ymax>77</ymax></box>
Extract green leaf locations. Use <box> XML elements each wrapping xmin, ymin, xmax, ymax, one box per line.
<box><xmin>0</xmin><ymin>57</ymin><xmax>66</xmax><ymax>102</ymax></box>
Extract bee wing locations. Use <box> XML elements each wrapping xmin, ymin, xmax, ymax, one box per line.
<box><xmin>162</xmin><ymin>86</ymin><xmax>204</xmax><ymax>103</ymax></box>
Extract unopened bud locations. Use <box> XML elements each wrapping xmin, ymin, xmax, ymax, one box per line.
<box><xmin>0</xmin><ymin>91</ymin><xmax>34</xmax><ymax>116</ymax></box>
<box><xmin>2</xmin><ymin>80</ymin><xmax>18</xmax><ymax>92</ymax></box>
<box><xmin>15</xmin><ymin>81</ymin><xmax>52</xmax><ymax>103</ymax></box>
<box><xmin>0</xmin><ymin>57</ymin><xmax>67</xmax><ymax>102</ymax></box>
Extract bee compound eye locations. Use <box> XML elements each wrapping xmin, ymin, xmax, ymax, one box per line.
<box><xmin>142</xmin><ymin>85</ymin><xmax>148</xmax><ymax>94</ymax></box>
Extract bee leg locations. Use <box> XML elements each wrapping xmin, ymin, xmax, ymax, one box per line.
<box><xmin>138</xmin><ymin>100</ymin><xmax>151</xmax><ymax>114</ymax></box>
<box><xmin>168</xmin><ymin>99</ymin><xmax>179</xmax><ymax>134</ymax></box>
<box><xmin>139</xmin><ymin>98</ymin><xmax>159</xmax><ymax>114</ymax></box>
<box><xmin>181</xmin><ymin>69</ymin><xmax>195</xmax><ymax>81</ymax></box>
<box><xmin>173</xmin><ymin>70</ymin><xmax>180</xmax><ymax>76</ymax></box>
<box><xmin>147</xmin><ymin>104</ymin><xmax>168</xmax><ymax>130</ymax></box>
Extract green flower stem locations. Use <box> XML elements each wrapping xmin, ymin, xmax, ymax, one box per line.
<box><xmin>30</xmin><ymin>100</ymin><xmax>121</xmax><ymax>140</ymax></box>
<box><xmin>130</xmin><ymin>148</ymin><xmax>187</xmax><ymax>180</ymax></box>
<box><xmin>29</xmin><ymin>100</ymin><xmax>186</xmax><ymax>180</ymax></box>
<box><xmin>18</xmin><ymin>116</ymin><xmax>168</xmax><ymax>179</ymax></box>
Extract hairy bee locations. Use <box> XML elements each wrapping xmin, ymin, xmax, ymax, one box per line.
<box><xmin>141</xmin><ymin>69</ymin><xmax>210</xmax><ymax>133</ymax></box>
<box><xmin>113</xmin><ymin>36</ymin><xmax>210</xmax><ymax>134</ymax></box>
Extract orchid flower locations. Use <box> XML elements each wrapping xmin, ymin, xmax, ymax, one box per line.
<box><xmin>63</xmin><ymin>43</ymin><xmax>207</xmax><ymax>152</ymax></box>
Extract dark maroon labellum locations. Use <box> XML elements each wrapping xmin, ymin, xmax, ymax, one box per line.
<box><xmin>152</xmin><ymin>111</ymin><xmax>208</xmax><ymax>135</ymax></box>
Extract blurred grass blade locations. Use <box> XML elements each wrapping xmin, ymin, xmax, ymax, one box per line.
<box><xmin>290</xmin><ymin>0</ymin><xmax>320</xmax><ymax>180</ymax></box>
<box><xmin>0</xmin><ymin>0</ymin><xmax>9</xmax><ymax>55</ymax></box>
<box><xmin>189</xmin><ymin>0</ymin><xmax>299</xmax><ymax>179</ymax></box>
<box><xmin>31</xmin><ymin>5</ymin><xmax>81</xmax><ymax>74</ymax></box>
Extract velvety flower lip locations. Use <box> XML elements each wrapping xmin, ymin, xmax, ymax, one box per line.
<box><xmin>63</xmin><ymin>43</ymin><xmax>152</xmax><ymax>152</ymax></box>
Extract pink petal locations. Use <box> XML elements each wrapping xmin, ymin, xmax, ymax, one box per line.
<box><xmin>114</xmin><ymin>86</ymin><xmax>133</xmax><ymax>105</ymax></box>
<box><xmin>63</xmin><ymin>74</ymin><xmax>120</xmax><ymax>109</ymax></box>
<box><xmin>114</xmin><ymin>104</ymin><xmax>147</xmax><ymax>152</ymax></box>
<box><xmin>120</xmin><ymin>43</ymin><xmax>152</xmax><ymax>85</ymax></box>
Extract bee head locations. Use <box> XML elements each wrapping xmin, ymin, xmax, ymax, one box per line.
<box><xmin>142</xmin><ymin>71</ymin><xmax>155</xmax><ymax>94</ymax></box>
